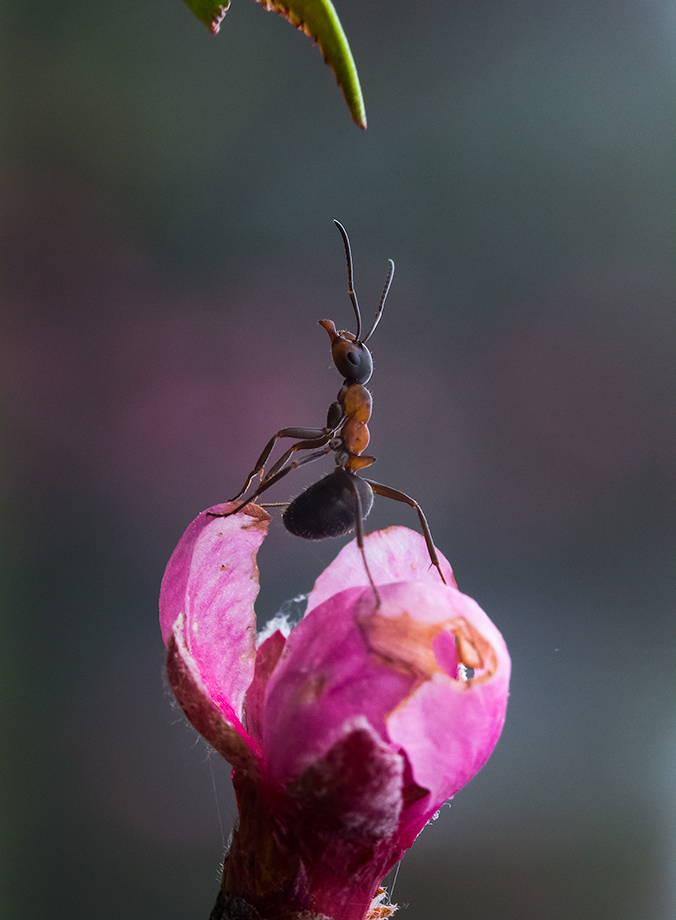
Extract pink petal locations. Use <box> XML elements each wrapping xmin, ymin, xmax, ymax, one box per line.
<box><xmin>263</xmin><ymin>578</ymin><xmax>510</xmax><ymax>818</ymax></box>
<box><xmin>385</xmin><ymin>589</ymin><xmax>511</xmax><ymax>841</ymax></box>
<box><xmin>159</xmin><ymin>503</ymin><xmax>269</xmax><ymax>730</ymax></box>
<box><xmin>305</xmin><ymin>525</ymin><xmax>456</xmax><ymax>616</ymax></box>
<box><xmin>262</xmin><ymin>584</ymin><xmax>415</xmax><ymax>788</ymax></box>
<box><xmin>244</xmin><ymin>630</ymin><xmax>286</xmax><ymax>746</ymax></box>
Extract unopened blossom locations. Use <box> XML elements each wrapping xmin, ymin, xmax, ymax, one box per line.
<box><xmin>160</xmin><ymin>503</ymin><xmax>511</xmax><ymax>920</ymax></box>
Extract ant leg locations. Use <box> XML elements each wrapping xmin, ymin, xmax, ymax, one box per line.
<box><xmin>262</xmin><ymin>434</ymin><xmax>333</xmax><ymax>485</ymax></box>
<box><xmin>364</xmin><ymin>480</ymin><xmax>448</xmax><ymax>586</ymax></box>
<box><xmin>223</xmin><ymin>434</ymin><xmax>332</xmax><ymax>517</ymax></box>
<box><xmin>229</xmin><ymin>427</ymin><xmax>329</xmax><ymax>502</ymax></box>
<box><xmin>343</xmin><ymin>476</ymin><xmax>380</xmax><ymax>607</ymax></box>
<box><xmin>211</xmin><ymin>445</ymin><xmax>333</xmax><ymax>519</ymax></box>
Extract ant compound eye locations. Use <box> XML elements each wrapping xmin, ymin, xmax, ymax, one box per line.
<box><xmin>333</xmin><ymin>340</ymin><xmax>373</xmax><ymax>384</ymax></box>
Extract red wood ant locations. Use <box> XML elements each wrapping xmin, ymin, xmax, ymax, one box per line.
<box><xmin>211</xmin><ymin>220</ymin><xmax>446</xmax><ymax>600</ymax></box>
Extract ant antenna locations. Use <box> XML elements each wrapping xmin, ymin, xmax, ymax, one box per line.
<box><xmin>333</xmin><ymin>219</ymin><xmax>394</xmax><ymax>346</ymax></box>
<box><xmin>334</xmin><ymin>219</ymin><xmax>362</xmax><ymax>340</ymax></box>
<box><xmin>363</xmin><ymin>258</ymin><xmax>394</xmax><ymax>344</ymax></box>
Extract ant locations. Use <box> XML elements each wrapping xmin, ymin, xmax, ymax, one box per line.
<box><xmin>210</xmin><ymin>220</ymin><xmax>446</xmax><ymax>602</ymax></box>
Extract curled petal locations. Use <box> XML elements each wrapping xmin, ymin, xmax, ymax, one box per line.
<box><xmin>160</xmin><ymin>503</ymin><xmax>269</xmax><ymax>740</ymax></box>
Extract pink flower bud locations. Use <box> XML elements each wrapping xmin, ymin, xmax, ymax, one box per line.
<box><xmin>160</xmin><ymin>505</ymin><xmax>511</xmax><ymax>920</ymax></box>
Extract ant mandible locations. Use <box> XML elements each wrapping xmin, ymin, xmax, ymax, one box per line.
<box><xmin>210</xmin><ymin>220</ymin><xmax>447</xmax><ymax>601</ymax></box>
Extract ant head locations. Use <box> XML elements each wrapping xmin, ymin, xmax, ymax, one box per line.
<box><xmin>319</xmin><ymin>320</ymin><xmax>374</xmax><ymax>384</ymax></box>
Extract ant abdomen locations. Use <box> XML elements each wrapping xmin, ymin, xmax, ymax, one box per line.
<box><xmin>283</xmin><ymin>469</ymin><xmax>374</xmax><ymax>540</ymax></box>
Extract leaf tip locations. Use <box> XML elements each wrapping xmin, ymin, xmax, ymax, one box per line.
<box><xmin>182</xmin><ymin>0</ymin><xmax>230</xmax><ymax>34</ymax></box>
<box><xmin>209</xmin><ymin>2</ymin><xmax>229</xmax><ymax>33</ymax></box>
<box><xmin>256</xmin><ymin>0</ymin><xmax>367</xmax><ymax>129</ymax></box>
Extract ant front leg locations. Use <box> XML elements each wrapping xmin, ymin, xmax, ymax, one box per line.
<box><xmin>228</xmin><ymin>427</ymin><xmax>330</xmax><ymax>503</ymax></box>
<box><xmin>261</xmin><ymin>433</ymin><xmax>337</xmax><ymax>487</ymax></box>
<box><xmin>365</xmin><ymin>479</ymin><xmax>448</xmax><ymax>586</ymax></box>
<box><xmin>212</xmin><ymin>444</ymin><xmax>334</xmax><ymax>519</ymax></box>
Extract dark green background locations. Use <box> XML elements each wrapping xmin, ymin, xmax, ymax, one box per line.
<box><xmin>2</xmin><ymin>1</ymin><xmax>675</xmax><ymax>918</ymax></box>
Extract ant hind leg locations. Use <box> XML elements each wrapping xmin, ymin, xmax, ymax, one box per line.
<box><xmin>365</xmin><ymin>479</ymin><xmax>448</xmax><ymax>586</ymax></box>
<box><xmin>343</xmin><ymin>476</ymin><xmax>380</xmax><ymax>607</ymax></box>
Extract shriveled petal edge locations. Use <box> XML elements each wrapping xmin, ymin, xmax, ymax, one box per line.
<box><xmin>160</xmin><ymin>502</ymin><xmax>270</xmax><ymax>726</ymax></box>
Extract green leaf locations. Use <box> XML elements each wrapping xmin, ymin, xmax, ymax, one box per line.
<box><xmin>182</xmin><ymin>0</ymin><xmax>366</xmax><ymax>129</ymax></box>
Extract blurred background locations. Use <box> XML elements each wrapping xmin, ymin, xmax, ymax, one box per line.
<box><xmin>1</xmin><ymin>0</ymin><xmax>675</xmax><ymax>917</ymax></box>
